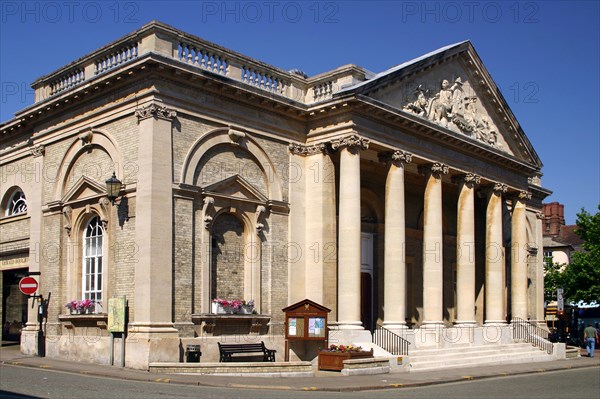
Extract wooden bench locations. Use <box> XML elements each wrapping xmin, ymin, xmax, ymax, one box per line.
<box><xmin>218</xmin><ymin>341</ymin><xmax>276</xmax><ymax>362</ymax></box>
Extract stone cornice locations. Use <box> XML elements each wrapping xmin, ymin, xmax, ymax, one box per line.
<box><xmin>329</xmin><ymin>134</ymin><xmax>369</xmax><ymax>152</ymax></box>
<box><xmin>134</xmin><ymin>103</ymin><xmax>176</xmax><ymax>122</ymax></box>
<box><xmin>288</xmin><ymin>143</ymin><xmax>328</xmax><ymax>156</ymax></box>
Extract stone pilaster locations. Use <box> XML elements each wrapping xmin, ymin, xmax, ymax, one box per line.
<box><xmin>453</xmin><ymin>173</ymin><xmax>480</xmax><ymax>326</ymax></box>
<box><xmin>20</xmin><ymin>145</ymin><xmax>45</xmax><ymax>356</ymax></box>
<box><xmin>380</xmin><ymin>150</ymin><xmax>412</xmax><ymax>330</ymax></box>
<box><xmin>418</xmin><ymin>162</ymin><xmax>448</xmax><ymax>327</ymax></box>
<box><xmin>511</xmin><ymin>191</ymin><xmax>531</xmax><ymax>320</ymax></box>
<box><xmin>484</xmin><ymin>183</ymin><xmax>508</xmax><ymax>325</ymax></box>
<box><xmin>330</xmin><ymin>134</ymin><xmax>368</xmax><ymax>330</ymax></box>
<box><xmin>128</xmin><ymin>102</ymin><xmax>179</xmax><ymax>369</ymax></box>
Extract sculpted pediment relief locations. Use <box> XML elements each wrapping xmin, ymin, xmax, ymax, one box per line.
<box><xmin>203</xmin><ymin>174</ymin><xmax>268</xmax><ymax>203</ymax></box>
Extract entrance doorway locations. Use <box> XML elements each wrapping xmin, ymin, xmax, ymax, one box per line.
<box><xmin>361</xmin><ymin>233</ymin><xmax>374</xmax><ymax>332</ymax></box>
<box><xmin>2</xmin><ymin>268</ymin><xmax>28</xmax><ymax>343</ymax></box>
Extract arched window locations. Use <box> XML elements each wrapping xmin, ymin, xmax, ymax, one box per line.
<box><xmin>5</xmin><ymin>190</ymin><xmax>27</xmax><ymax>216</ymax></box>
<box><xmin>83</xmin><ymin>216</ymin><xmax>104</xmax><ymax>306</ymax></box>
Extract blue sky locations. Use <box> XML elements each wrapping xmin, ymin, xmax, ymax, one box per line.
<box><xmin>1</xmin><ymin>0</ymin><xmax>598</xmax><ymax>224</ymax></box>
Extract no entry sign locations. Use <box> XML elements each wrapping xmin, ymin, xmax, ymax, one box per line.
<box><xmin>19</xmin><ymin>277</ymin><xmax>38</xmax><ymax>295</ymax></box>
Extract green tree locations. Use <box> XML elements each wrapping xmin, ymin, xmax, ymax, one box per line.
<box><xmin>556</xmin><ymin>205</ymin><xmax>600</xmax><ymax>304</ymax></box>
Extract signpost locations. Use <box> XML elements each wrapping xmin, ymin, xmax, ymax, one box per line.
<box><xmin>108</xmin><ymin>297</ymin><xmax>127</xmax><ymax>367</ymax></box>
<box><xmin>18</xmin><ymin>277</ymin><xmax>38</xmax><ymax>295</ymax></box>
<box><xmin>557</xmin><ymin>288</ymin><xmax>564</xmax><ymax>312</ymax></box>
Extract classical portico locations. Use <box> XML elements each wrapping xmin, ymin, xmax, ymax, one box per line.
<box><xmin>0</xmin><ymin>22</ymin><xmax>553</xmax><ymax>368</ymax></box>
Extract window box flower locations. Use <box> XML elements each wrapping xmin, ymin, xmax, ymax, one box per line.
<box><xmin>65</xmin><ymin>299</ymin><xmax>98</xmax><ymax>315</ymax></box>
<box><xmin>211</xmin><ymin>298</ymin><xmax>255</xmax><ymax>314</ymax></box>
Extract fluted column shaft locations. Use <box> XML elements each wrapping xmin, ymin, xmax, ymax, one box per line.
<box><xmin>420</xmin><ymin>163</ymin><xmax>448</xmax><ymax>326</ymax></box>
<box><xmin>455</xmin><ymin>174</ymin><xmax>480</xmax><ymax>325</ymax></box>
<box><xmin>332</xmin><ymin>135</ymin><xmax>369</xmax><ymax>329</ymax></box>
<box><xmin>382</xmin><ymin>151</ymin><xmax>412</xmax><ymax>329</ymax></box>
<box><xmin>485</xmin><ymin>183</ymin><xmax>507</xmax><ymax>325</ymax></box>
<box><xmin>511</xmin><ymin>192</ymin><xmax>530</xmax><ymax>320</ymax></box>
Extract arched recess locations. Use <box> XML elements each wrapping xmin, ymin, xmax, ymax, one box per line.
<box><xmin>205</xmin><ymin>207</ymin><xmax>262</xmax><ymax>311</ymax></box>
<box><xmin>52</xmin><ymin>129</ymin><xmax>124</xmax><ymax>202</ymax></box>
<box><xmin>181</xmin><ymin>128</ymin><xmax>282</xmax><ymax>201</ymax></box>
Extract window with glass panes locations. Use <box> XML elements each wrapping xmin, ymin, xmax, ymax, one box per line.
<box><xmin>83</xmin><ymin>216</ymin><xmax>103</xmax><ymax>304</ymax></box>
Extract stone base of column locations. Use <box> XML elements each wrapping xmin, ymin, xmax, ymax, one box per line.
<box><xmin>420</xmin><ymin>321</ymin><xmax>445</xmax><ymax>329</ymax></box>
<box><xmin>453</xmin><ymin>320</ymin><xmax>477</xmax><ymax>327</ymax></box>
<box><xmin>126</xmin><ymin>322</ymin><xmax>180</xmax><ymax>370</ymax></box>
<box><xmin>20</xmin><ymin>326</ymin><xmax>43</xmax><ymax>356</ymax></box>
<box><xmin>329</xmin><ymin>321</ymin><xmax>364</xmax><ymax>330</ymax></box>
<box><xmin>484</xmin><ymin>320</ymin><xmax>508</xmax><ymax>326</ymax></box>
<box><xmin>382</xmin><ymin>321</ymin><xmax>408</xmax><ymax>330</ymax></box>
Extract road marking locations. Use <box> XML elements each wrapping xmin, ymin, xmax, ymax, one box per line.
<box><xmin>462</xmin><ymin>376</ymin><xmax>474</xmax><ymax>380</ymax></box>
<box><xmin>536</xmin><ymin>369</ymin><xmax>546</xmax><ymax>372</ymax></box>
<box><xmin>155</xmin><ymin>378</ymin><xmax>171</xmax><ymax>383</ymax></box>
<box><xmin>389</xmin><ymin>383</ymin><xmax>404</xmax><ymax>388</ymax></box>
<box><xmin>39</xmin><ymin>365</ymin><xmax>50</xmax><ymax>369</ymax></box>
<box><xmin>302</xmin><ymin>387</ymin><xmax>317</xmax><ymax>391</ymax></box>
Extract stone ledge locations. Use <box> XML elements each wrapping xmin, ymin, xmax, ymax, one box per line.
<box><xmin>341</xmin><ymin>357</ymin><xmax>390</xmax><ymax>376</ymax></box>
<box><xmin>149</xmin><ymin>361</ymin><xmax>314</xmax><ymax>377</ymax></box>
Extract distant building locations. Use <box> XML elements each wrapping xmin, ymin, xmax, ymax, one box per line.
<box><xmin>542</xmin><ymin>202</ymin><xmax>583</xmax><ymax>266</ymax></box>
<box><xmin>1</xmin><ymin>22</ymin><xmax>555</xmax><ymax>369</ymax></box>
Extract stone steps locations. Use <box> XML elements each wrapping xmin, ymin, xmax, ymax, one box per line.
<box><xmin>408</xmin><ymin>343</ymin><xmax>553</xmax><ymax>372</ymax></box>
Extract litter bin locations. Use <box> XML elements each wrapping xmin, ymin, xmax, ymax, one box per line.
<box><xmin>186</xmin><ymin>344</ymin><xmax>201</xmax><ymax>363</ymax></box>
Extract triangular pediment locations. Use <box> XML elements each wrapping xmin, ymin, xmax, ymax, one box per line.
<box><xmin>344</xmin><ymin>41</ymin><xmax>541</xmax><ymax>167</ymax></box>
<box><xmin>62</xmin><ymin>176</ymin><xmax>106</xmax><ymax>203</ymax></box>
<box><xmin>203</xmin><ymin>174</ymin><xmax>268</xmax><ymax>202</ymax></box>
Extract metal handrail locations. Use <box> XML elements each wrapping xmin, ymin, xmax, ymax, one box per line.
<box><xmin>512</xmin><ymin>317</ymin><xmax>553</xmax><ymax>354</ymax></box>
<box><xmin>373</xmin><ymin>324</ymin><xmax>410</xmax><ymax>356</ymax></box>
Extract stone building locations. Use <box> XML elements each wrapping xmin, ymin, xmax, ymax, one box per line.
<box><xmin>1</xmin><ymin>22</ymin><xmax>553</xmax><ymax>369</ymax></box>
<box><xmin>542</xmin><ymin>202</ymin><xmax>583</xmax><ymax>266</ymax></box>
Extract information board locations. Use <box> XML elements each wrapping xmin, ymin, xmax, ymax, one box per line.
<box><xmin>107</xmin><ymin>297</ymin><xmax>126</xmax><ymax>333</ymax></box>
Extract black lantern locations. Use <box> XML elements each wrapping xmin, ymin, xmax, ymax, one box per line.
<box><xmin>105</xmin><ymin>172</ymin><xmax>122</xmax><ymax>205</ymax></box>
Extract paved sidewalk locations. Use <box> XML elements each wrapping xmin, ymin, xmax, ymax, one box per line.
<box><xmin>1</xmin><ymin>343</ymin><xmax>598</xmax><ymax>392</ymax></box>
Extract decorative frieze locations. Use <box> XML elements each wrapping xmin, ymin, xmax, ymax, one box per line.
<box><xmin>288</xmin><ymin>143</ymin><xmax>328</xmax><ymax>156</ymax></box>
<box><xmin>255</xmin><ymin>205</ymin><xmax>266</xmax><ymax>234</ymax></box>
<box><xmin>228</xmin><ymin>128</ymin><xmax>245</xmax><ymax>144</ymax></box>
<box><xmin>78</xmin><ymin>129</ymin><xmax>93</xmax><ymax>146</ymax></box>
<box><xmin>202</xmin><ymin>196</ymin><xmax>215</xmax><ymax>229</ymax></box>
<box><xmin>134</xmin><ymin>103</ymin><xmax>176</xmax><ymax>122</ymax></box>
<box><xmin>329</xmin><ymin>134</ymin><xmax>369</xmax><ymax>152</ymax></box>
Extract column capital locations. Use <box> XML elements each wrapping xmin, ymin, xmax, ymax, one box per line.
<box><xmin>536</xmin><ymin>211</ymin><xmax>545</xmax><ymax>220</ymax></box>
<box><xmin>418</xmin><ymin>162</ymin><xmax>449</xmax><ymax>179</ymax></box>
<box><xmin>452</xmin><ymin>172</ymin><xmax>481</xmax><ymax>188</ymax></box>
<box><xmin>288</xmin><ymin>143</ymin><xmax>328</xmax><ymax>156</ymax></box>
<box><xmin>135</xmin><ymin>103</ymin><xmax>177</xmax><ymax>122</ymax></box>
<box><xmin>507</xmin><ymin>189</ymin><xmax>532</xmax><ymax>203</ymax></box>
<box><xmin>330</xmin><ymin>134</ymin><xmax>369</xmax><ymax>153</ymax></box>
<box><xmin>378</xmin><ymin>150</ymin><xmax>412</xmax><ymax>165</ymax></box>
<box><xmin>30</xmin><ymin>144</ymin><xmax>45</xmax><ymax>158</ymax></box>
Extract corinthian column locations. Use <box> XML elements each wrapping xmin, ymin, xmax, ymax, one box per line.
<box><xmin>381</xmin><ymin>150</ymin><xmax>412</xmax><ymax>330</ymax></box>
<box><xmin>484</xmin><ymin>183</ymin><xmax>508</xmax><ymax>325</ymax></box>
<box><xmin>454</xmin><ymin>173</ymin><xmax>480</xmax><ymax>326</ymax></box>
<box><xmin>511</xmin><ymin>191</ymin><xmax>531</xmax><ymax>320</ymax></box>
<box><xmin>419</xmin><ymin>163</ymin><xmax>448</xmax><ymax>327</ymax></box>
<box><xmin>331</xmin><ymin>134</ymin><xmax>369</xmax><ymax>329</ymax></box>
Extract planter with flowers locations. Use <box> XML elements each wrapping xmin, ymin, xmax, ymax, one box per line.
<box><xmin>211</xmin><ymin>298</ymin><xmax>255</xmax><ymax>315</ymax></box>
<box><xmin>317</xmin><ymin>344</ymin><xmax>374</xmax><ymax>371</ymax></box>
<box><xmin>65</xmin><ymin>299</ymin><xmax>98</xmax><ymax>315</ymax></box>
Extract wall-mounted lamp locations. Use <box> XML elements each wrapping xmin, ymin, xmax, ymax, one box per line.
<box><xmin>105</xmin><ymin>172</ymin><xmax>122</xmax><ymax>205</ymax></box>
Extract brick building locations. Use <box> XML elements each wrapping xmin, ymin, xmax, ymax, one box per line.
<box><xmin>1</xmin><ymin>22</ymin><xmax>555</xmax><ymax>369</ymax></box>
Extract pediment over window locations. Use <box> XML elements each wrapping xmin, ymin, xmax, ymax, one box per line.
<box><xmin>62</xmin><ymin>176</ymin><xmax>106</xmax><ymax>204</ymax></box>
<box><xmin>203</xmin><ymin>174</ymin><xmax>268</xmax><ymax>203</ymax></box>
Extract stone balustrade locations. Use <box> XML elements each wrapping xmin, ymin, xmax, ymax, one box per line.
<box><xmin>31</xmin><ymin>21</ymin><xmax>368</xmax><ymax>105</ymax></box>
<box><xmin>95</xmin><ymin>43</ymin><xmax>139</xmax><ymax>75</ymax></box>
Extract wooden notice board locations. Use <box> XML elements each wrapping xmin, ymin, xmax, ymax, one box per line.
<box><xmin>282</xmin><ymin>299</ymin><xmax>331</xmax><ymax>361</ymax></box>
